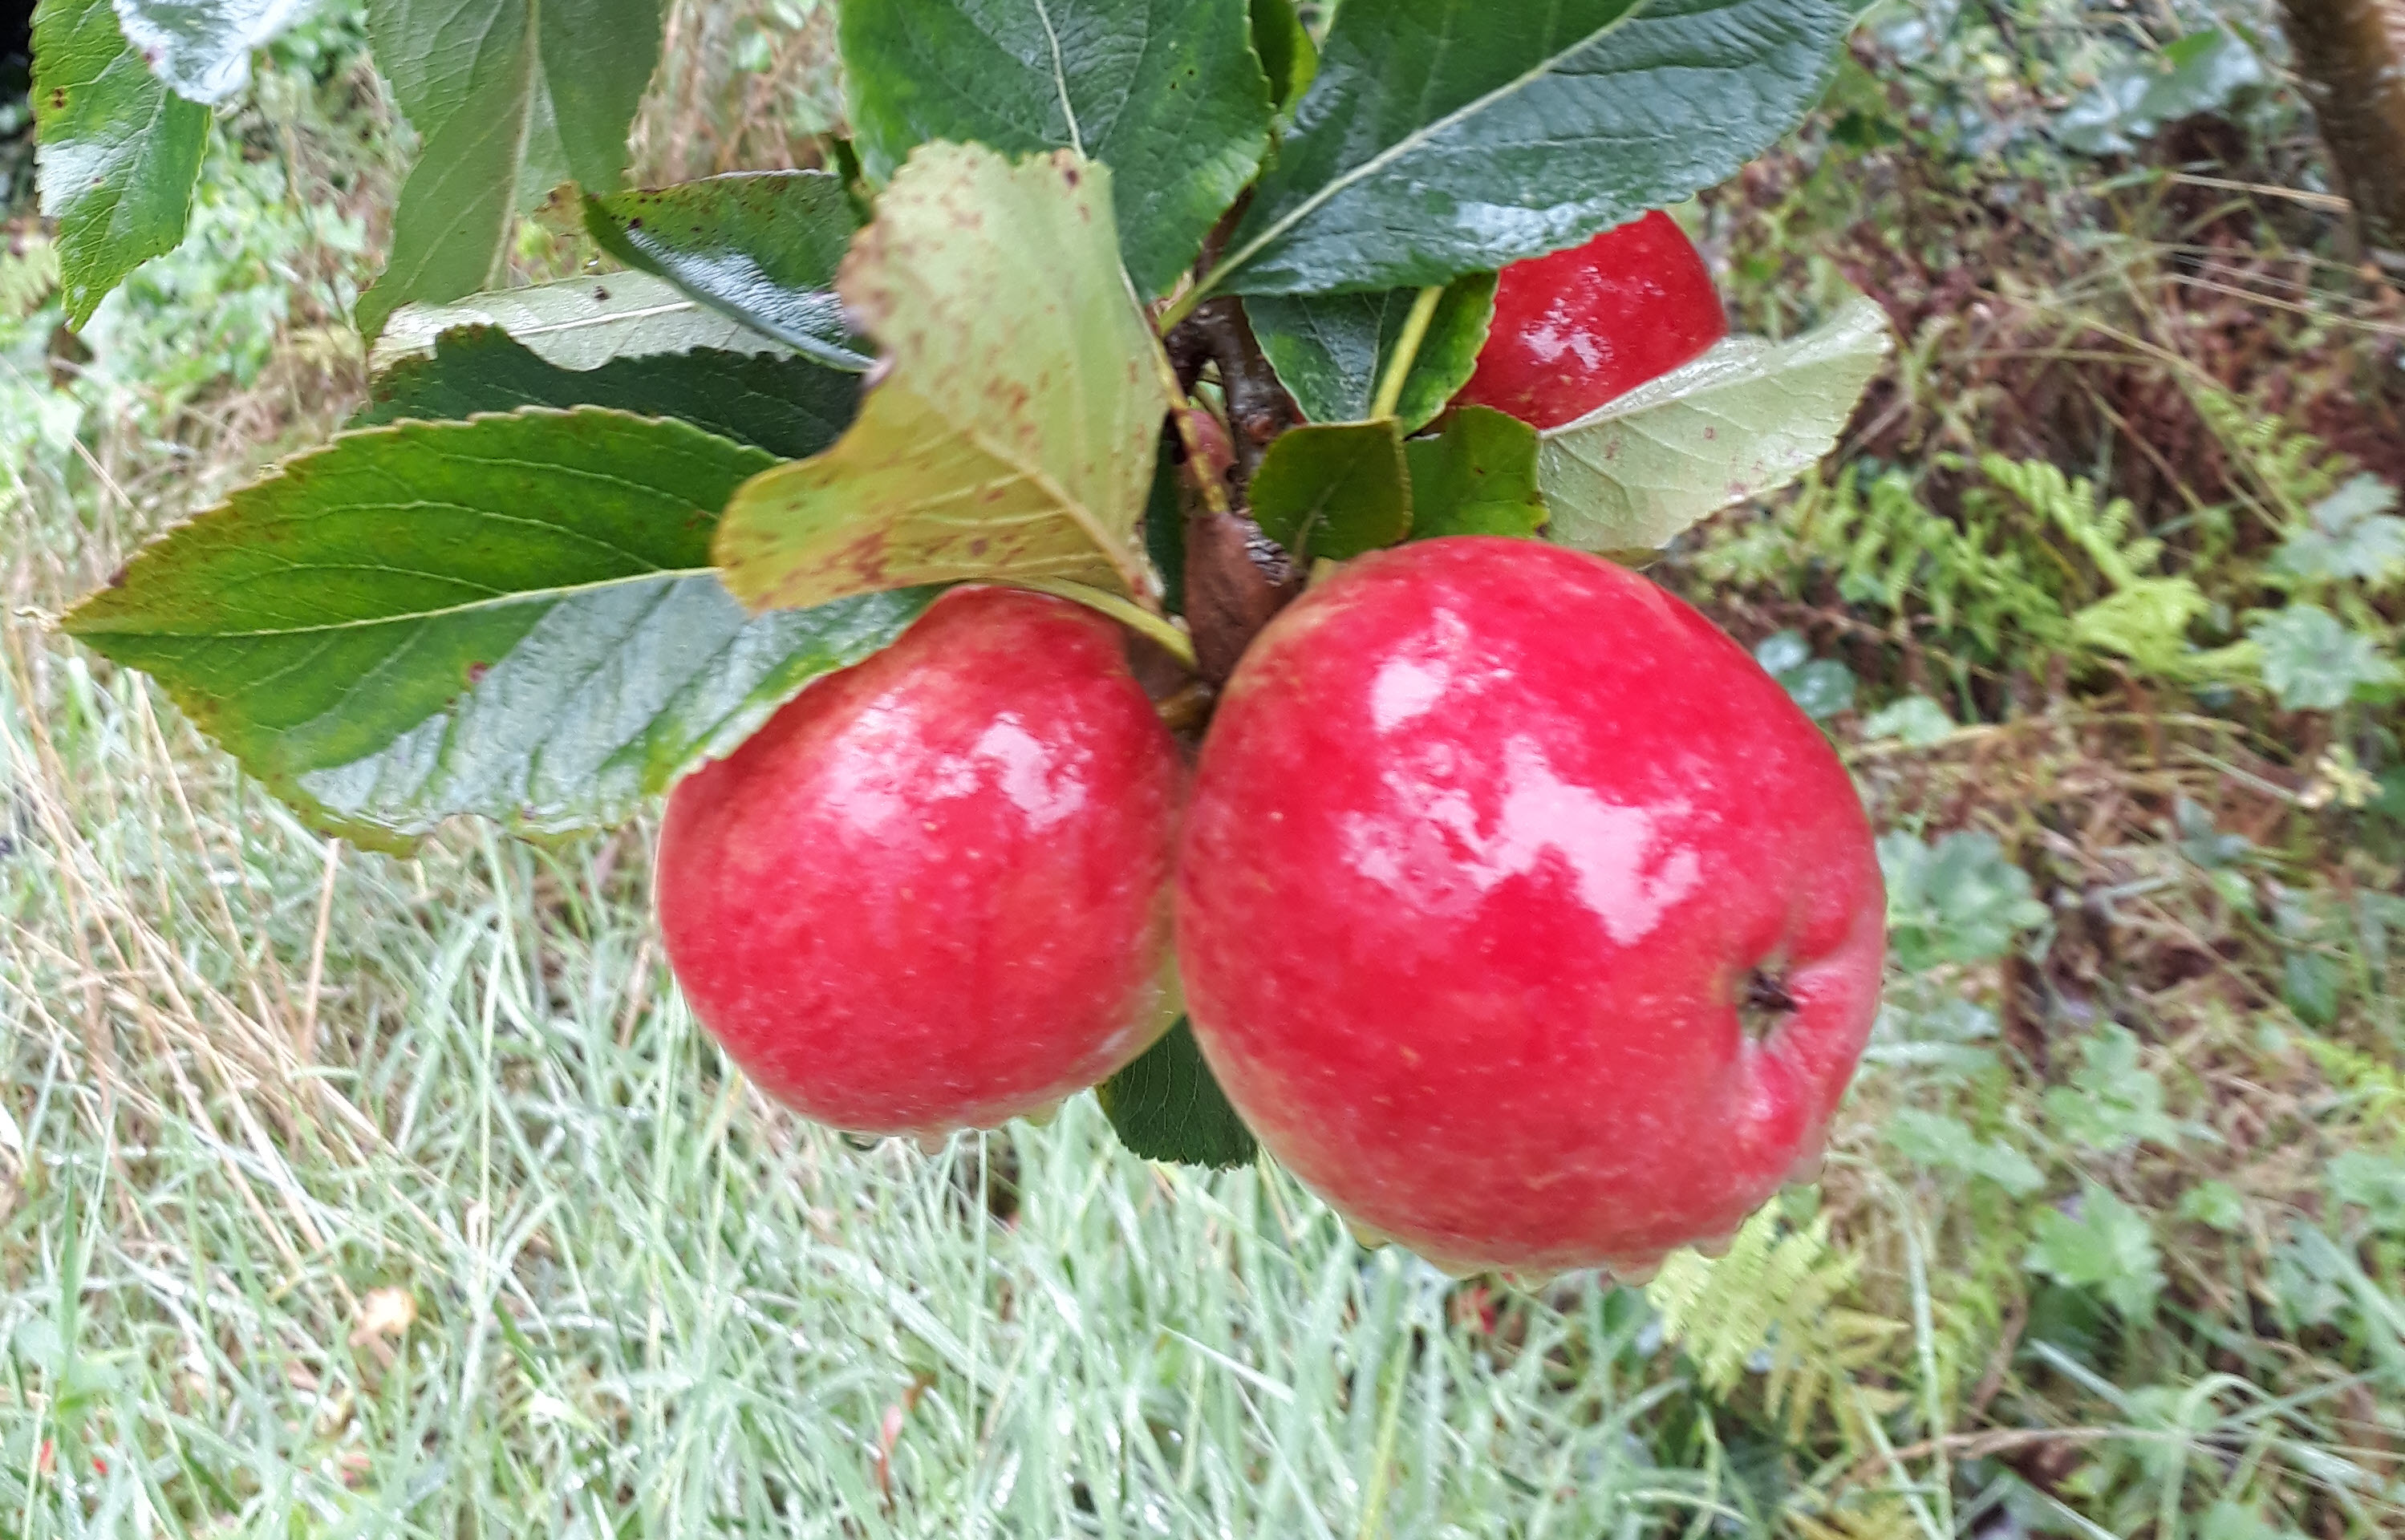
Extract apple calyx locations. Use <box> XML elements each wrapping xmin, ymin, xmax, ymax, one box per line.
<box><xmin>1741</xmin><ymin>968</ymin><xmax>1800</xmax><ymax>1039</ymax></box>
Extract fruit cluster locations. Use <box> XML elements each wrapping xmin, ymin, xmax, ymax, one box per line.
<box><xmin>657</xmin><ymin>217</ymin><xmax>1885</xmax><ymax>1278</ymax></box>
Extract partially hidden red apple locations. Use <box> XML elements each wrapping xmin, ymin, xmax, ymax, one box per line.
<box><xmin>1453</xmin><ymin>210</ymin><xmax>1728</xmax><ymax>432</ymax></box>
<box><xmin>657</xmin><ymin>586</ymin><xmax>1182</xmax><ymax>1137</ymax></box>
<box><xmin>1176</xmin><ymin>538</ymin><xmax>1884</xmax><ymax>1276</ymax></box>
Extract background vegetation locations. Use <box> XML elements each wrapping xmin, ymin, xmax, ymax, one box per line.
<box><xmin>2</xmin><ymin>0</ymin><xmax>2402</xmax><ymax>1534</ymax></box>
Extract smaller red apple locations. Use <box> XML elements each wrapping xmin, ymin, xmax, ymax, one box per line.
<box><xmin>1454</xmin><ymin>210</ymin><xmax>1728</xmax><ymax>431</ymax></box>
<box><xmin>655</xmin><ymin>586</ymin><xmax>1182</xmax><ymax>1137</ymax></box>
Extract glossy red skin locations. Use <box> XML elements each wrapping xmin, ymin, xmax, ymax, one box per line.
<box><xmin>1454</xmin><ymin>212</ymin><xmax>1729</xmax><ymax>432</ymax></box>
<box><xmin>1177</xmin><ymin>539</ymin><xmax>1884</xmax><ymax>1275</ymax></box>
<box><xmin>657</xmin><ymin>587</ymin><xmax>1181</xmax><ymax>1137</ymax></box>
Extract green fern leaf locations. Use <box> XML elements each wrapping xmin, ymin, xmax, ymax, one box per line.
<box><xmin>1649</xmin><ymin>1211</ymin><xmax>1869</xmax><ymax>1398</ymax></box>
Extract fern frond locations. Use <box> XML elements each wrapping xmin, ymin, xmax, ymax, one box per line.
<box><xmin>2190</xmin><ymin>383</ymin><xmax>2354</xmax><ymax>521</ymax></box>
<box><xmin>1649</xmin><ymin>1210</ymin><xmax>1859</xmax><ymax>1397</ymax></box>
<box><xmin>2302</xmin><ymin>1037</ymin><xmax>2405</xmax><ymax>1126</ymax></box>
<box><xmin>1976</xmin><ymin>452</ymin><xmax>2157</xmax><ymax>591</ymax></box>
<box><xmin>1694</xmin><ymin>451</ymin><xmax>2210</xmax><ymax>681</ymax></box>
<box><xmin>0</xmin><ymin>233</ymin><xmax>57</xmax><ymax>324</ymax></box>
<box><xmin>1770</xmin><ymin>1309</ymin><xmax>1909</xmax><ymax>1445</ymax></box>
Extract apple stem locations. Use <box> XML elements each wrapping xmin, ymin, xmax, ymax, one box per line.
<box><xmin>1168</xmin><ymin>406</ymin><xmax>1234</xmax><ymax>518</ymax></box>
<box><xmin>1004</xmin><ymin>578</ymin><xmax>1198</xmax><ymax>671</ymax></box>
<box><xmin>1368</xmin><ymin>286</ymin><xmax>1447</xmax><ymax>423</ymax></box>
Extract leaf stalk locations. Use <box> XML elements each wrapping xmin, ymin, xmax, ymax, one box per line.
<box><xmin>1369</xmin><ymin>285</ymin><xmax>1446</xmax><ymax>422</ymax></box>
<box><xmin>1003</xmin><ymin>578</ymin><xmax>1198</xmax><ymax>671</ymax></box>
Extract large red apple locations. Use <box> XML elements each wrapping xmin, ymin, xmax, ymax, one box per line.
<box><xmin>1176</xmin><ymin>538</ymin><xmax>1884</xmax><ymax>1275</ymax></box>
<box><xmin>657</xmin><ymin>586</ymin><xmax>1182</xmax><ymax>1137</ymax></box>
<box><xmin>1454</xmin><ymin>210</ymin><xmax>1727</xmax><ymax>431</ymax></box>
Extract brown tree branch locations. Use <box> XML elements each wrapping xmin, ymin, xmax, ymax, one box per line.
<box><xmin>1184</xmin><ymin>509</ymin><xmax>1302</xmax><ymax>684</ymax></box>
<box><xmin>1182</xmin><ymin>297</ymin><xmax>1301</xmax><ymax>492</ymax></box>
<box><xmin>1158</xmin><ymin>282</ymin><xmax>1308</xmax><ymax>686</ymax></box>
<box><xmin>2274</xmin><ymin>0</ymin><xmax>2405</xmax><ymax>274</ymax></box>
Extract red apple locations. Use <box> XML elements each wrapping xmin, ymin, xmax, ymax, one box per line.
<box><xmin>657</xmin><ymin>586</ymin><xmax>1182</xmax><ymax>1137</ymax></box>
<box><xmin>1454</xmin><ymin>211</ymin><xmax>1728</xmax><ymax>431</ymax></box>
<box><xmin>1176</xmin><ymin>538</ymin><xmax>1884</xmax><ymax>1275</ymax></box>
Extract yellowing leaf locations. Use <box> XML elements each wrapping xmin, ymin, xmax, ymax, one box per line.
<box><xmin>716</xmin><ymin>144</ymin><xmax>1176</xmax><ymax>611</ymax></box>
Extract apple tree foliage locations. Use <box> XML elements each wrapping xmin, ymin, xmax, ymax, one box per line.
<box><xmin>38</xmin><ymin>0</ymin><xmax>1892</xmax><ymax>1167</ymax></box>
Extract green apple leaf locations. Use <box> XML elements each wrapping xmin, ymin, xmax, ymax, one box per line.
<box><xmin>1097</xmin><ymin>1019</ymin><xmax>1259</xmax><ymax>1170</ymax></box>
<box><xmin>1250</xmin><ymin>419</ymin><xmax>1409</xmax><ymax>561</ymax></box>
<box><xmin>109</xmin><ymin>0</ymin><xmax>313</xmax><ymax>103</ymax></box>
<box><xmin>372</xmin><ymin>270</ymin><xmax>784</xmax><ymax>372</ymax></box>
<box><xmin>583</xmin><ymin>172</ymin><xmax>870</xmax><ymax>370</ymax></box>
<box><xmin>1539</xmin><ymin>294</ymin><xmax>1892</xmax><ymax>555</ymax></box>
<box><xmin>1144</xmin><ymin>448</ymin><xmax>1186</xmax><ymax>617</ymax></box>
<box><xmin>356</xmin><ymin>0</ymin><xmax>661</xmax><ymax>341</ymax></box>
<box><xmin>840</xmin><ymin>0</ymin><xmax>1272</xmax><ymax>294</ymax></box>
<box><xmin>33</xmin><ymin>0</ymin><xmax>211</xmax><ymax>326</ymax></box>
<box><xmin>354</xmin><ymin>327</ymin><xmax>858</xmax><ymax>460</ymax></box>
<box><xmin>537</xmin><ymin>0</ymin><xmax>665</xmax><ymax>192</ymax></box>
<box><xmin>1247</xmin><ymin>273</ymin><xmax>1495</xmax><ymax>434</ymax></box>
<box><xmin>62</xmin><ymin>409</ymin><xmax>933</xmax><ymax>852</ymax></box>
<box><xmin>717</xmin><ymin>145</ymin><xmax>1176</xmax><ymax>612</ymax></box>
<box><xmin>1206</xmin><ymin>0</ymin><xmax>1851</xmax><ymax>298</ymax></box>
<box><xmin>1405</xmin><ymin>406</ymin><xmax>1547</xmax><ymax>540</ymax></box>
<box><xmin>1250</xmin><ymin>0</ymin><xmax>1317</xmax><ymax>111</ymax></box>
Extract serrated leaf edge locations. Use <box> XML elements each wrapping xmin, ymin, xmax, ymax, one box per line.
<box><xmin>1207</xmin><ymin>8</ymin><xmax>1648</xmax><ymax>298</ymax></box>
<box><xmin>59</xmin><ymin>407</ymin><xmax>780</xmax><ymax>852</ymax></box>
<box><xmin>63</xmin><ymin>406</ymin><xmax>762</xmax><ymax>638</ymax></box>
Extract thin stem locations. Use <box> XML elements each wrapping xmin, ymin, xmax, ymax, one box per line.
<box><xmin>1158</xmin><ymin>284</ymin><xmax>1206</xmax><ymax>334</ymax></box>
<box><xmin>1004</xmin><ymin>578</ymin><xmax>1198</xmax><ymax>671</ymax></box>
<box><xmin>1368</xmin><ymin>286</ymin><xmax>1446</xmax><ymax>422</ymax></box>
<box><xmin>1148</xmin><ymin>309</ymin><xmax>1231</xmax><ymax>516</ymax></box>
<box><xmin>1170</xmin><ymin>409</ymin><xmax>1232</xmax><ymax>518</ymax></box>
